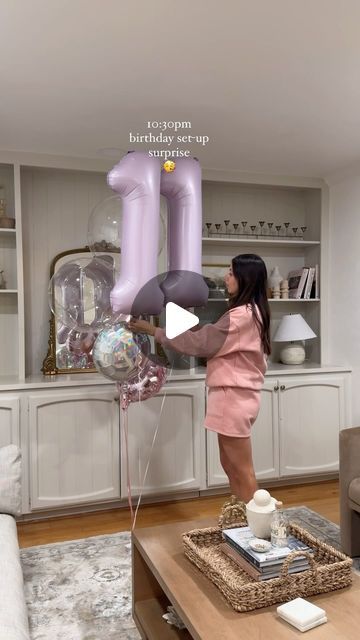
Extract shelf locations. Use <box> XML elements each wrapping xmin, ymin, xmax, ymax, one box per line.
<box><xmin>206</xmin><ymin>298</ymin><xmax>320</xmax><ymax>303</ymax></box>
<box><xmin>202</xmin><ymin>236</ymin><xmax>320</xmax><ymax>247</ymax></box>
<box><xmin>0</xmin><ymin>227</ymin><xmax>16</xmax><ymax>235</ymax></box>
<box><xmin>134</xmin><ymin>599</ymin><xmax>191</xmax><ymax>639</ymax></box>
<box><xmin>0</xmin><ymin>289</ymin><xmax>17</xmax><ymax>294</ymax></box>
<box><xmin>269</xmin><ymin>298</ymin><xmax>320</xmax><ymax>302</ymax></box>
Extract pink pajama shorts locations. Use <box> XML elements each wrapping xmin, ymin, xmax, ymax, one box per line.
<box><xmin>204</xmin><ymin>386</ymin><xmax>261</xmax><ymax>438</ymax></box>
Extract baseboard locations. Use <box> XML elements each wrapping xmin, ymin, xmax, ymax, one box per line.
<box><xmin>17</xmin><ymin>474</ymin><xmax>339</xmax><ymax>523</ymax></box>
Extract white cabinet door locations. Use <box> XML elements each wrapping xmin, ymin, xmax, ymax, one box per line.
<box><xmin>206</xmin><ymin>381</ymin><xmax>279</xmax><ymax>487</ymax></box>
<box><xmin>0</xmin><ymin>394</ymin><xmax>20</xmax><ymax>446</ymax></box>
<box><xmin>251</xmin><ymin>380</ymin><xmax>280</xmax><ymax>480</ymax></box>
<box><xmin>28</xmin><ymin>388</ymin><xmax>120</xmax><ymax>509</ymax></box>
<box><xmin>120</xmin><ymin>382</ymin><xmax>205</xmax><ymax>497</ymax></box>
<box><xmin>279</xmin><ymin>375</ymin><xmax>346</xmax><ymax>476</ymax></box>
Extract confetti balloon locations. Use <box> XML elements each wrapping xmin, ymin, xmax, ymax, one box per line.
<box><xmin>93</xmin><ymin>323</ymin><xmax>149</xmax><ymax>382</ymax></box>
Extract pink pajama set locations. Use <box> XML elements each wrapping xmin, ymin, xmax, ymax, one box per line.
<box><xmin>154</xmin><ymin>304</ymin><xmax>267</xmax><ymax>438</ymax></box>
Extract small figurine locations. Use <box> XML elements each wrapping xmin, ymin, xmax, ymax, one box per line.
<box><xmin>280</xmin><ymin>279</ymin><xmax>289</xmax><ymax>299</ymax></box>
<box><xmin>272</xmin><ymin>285</ymin><xmax>281</xmax><ymax>299</ymax></box>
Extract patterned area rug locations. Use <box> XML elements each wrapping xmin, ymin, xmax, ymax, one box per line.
<box><xmin>20</xmin><ymin>506</ymin><xmax>359</xmax><ymax>640</ymax></box>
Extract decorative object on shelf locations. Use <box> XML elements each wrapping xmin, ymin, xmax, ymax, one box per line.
<box><xmin>272</xmin><ymin>313</ymin><xmax>317</xmax><ymax>365</ymax></box>
<box><xmin>202</xmin><ymin>220</ymin><xmax>310</xmax><ymax>241</ymax></box>
<box><xmin>0</xmin><ymin>270</ymin><xmax>6</xmax><ymax>290</ymax></box>
<box><xmin>280</xmin><ymin>279</ymin><xmax>289</xmax><ymax>299</ymax></box>
<box><xmin>268</xmin><ymin>266</ymin><xmax>283</xmax><ymax>290</ymax></box>
<box><xmin>271</xmin><ymin>285</ymin><xmax>280</xmax><ymax>299</ymax></box>
<box><xmin>202</xmin><ymin>263</ymin><xmax>228</xmax><ymax>298</ymax></box>
<box><xmin>0</xmin><ymin>197</ymin><xmax>15</xmax><ymax>229</ymax></box>
<box><xmin>246</xmin><ymin>489</ymin><xmax>281</xmax><ymax>539</ymax></box>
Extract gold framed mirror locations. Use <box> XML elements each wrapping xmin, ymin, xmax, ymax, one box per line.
<box><xmin>42</xmin><ymin>246</ymin><xmax>120</xmax><ymax>375</ymax></box>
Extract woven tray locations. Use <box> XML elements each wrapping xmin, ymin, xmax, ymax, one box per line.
<box><xmin>183</xmin><ymin>500</ymin><xmax>353</xmax><ymax>612</ymax></box>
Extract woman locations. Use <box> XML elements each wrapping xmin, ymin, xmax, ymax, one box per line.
<box><xmin>128</xmin><ymin>254</ymin><xmax>271</xmax><ymax>503</ymax></box>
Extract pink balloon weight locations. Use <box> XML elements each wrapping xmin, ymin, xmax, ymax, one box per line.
<box><xmin>117</xmin><ymin>359</ymin><xmax>167</xmax><ymax>410</ymax></box>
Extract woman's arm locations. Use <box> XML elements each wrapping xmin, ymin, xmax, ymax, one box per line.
<box><xmin>154</xmin><ymin>314</ymin><xmax>236</xmax><ymax>358</ymax></box>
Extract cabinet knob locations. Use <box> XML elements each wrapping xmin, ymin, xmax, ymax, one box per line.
<box><xmin>274</xmin><ymin>385</ymin><xmax>279</xmax><ymax>391</ymax></box>
<box><xmin>280</xmin><ymin>385</ymin><xmax>286</xmax><ymax>391</ymax></box>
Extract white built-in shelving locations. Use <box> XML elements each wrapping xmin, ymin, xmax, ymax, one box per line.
<box><xmin>0</xmin><ymin>155</ymin><xmax>327</xmax><ymax>381</ymax></box>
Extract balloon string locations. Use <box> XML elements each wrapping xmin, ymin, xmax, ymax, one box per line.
<box><xmin>120</xmin><ymin>398</ymin><xmax>134</xmax><ymax>524</ymax></box>
<box><xmin>131</xmin><ymin>364</ymin><xmax>173</xmax><ymax>531</ymax></box>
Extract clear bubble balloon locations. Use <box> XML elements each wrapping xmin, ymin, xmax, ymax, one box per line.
<box><xmin>67</xmin><ymin>326</ymin><xmax>97</xmax><ymax>355</ymax></box>
<box><xmin>93</xmin><ymin>322</ymin><xmax>148</xmax><ymax>382</ymax></box>
<box><xmin>87</xmin><ymin>194</ymin><xmax>166</xmax><ymax>257</ymax></box>
<box><xmin>48</xmin><ymin>255</ymin><xmax>116</xmax><ymax>330</ymax></box>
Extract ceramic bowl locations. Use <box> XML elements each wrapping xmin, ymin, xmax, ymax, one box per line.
<box><xmin>248</xmin><ymin>538</ymin><xmax>272</xmax><ymax>553</ymax></box>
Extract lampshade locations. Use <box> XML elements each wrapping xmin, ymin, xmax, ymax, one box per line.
<box><xmin>272</xmin><ymin>314</ymin><xmax>316</xmax><ymax>342</ymax></box>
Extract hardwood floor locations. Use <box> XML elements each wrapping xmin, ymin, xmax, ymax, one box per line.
<box><xmin>17</xmin><ymin>480</ymin><xmax>339</xmax><ymax>548</ymax></box>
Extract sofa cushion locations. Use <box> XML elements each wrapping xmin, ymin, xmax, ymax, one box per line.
<box><xmin>349</xmin><ymin>477</ymin><xmax>360</xmax><ymax>510</ymax></box>
<box><xmin>0</xmin><ymin>445</ymin><xmax>21</xmax><ymax>516</ymax></box>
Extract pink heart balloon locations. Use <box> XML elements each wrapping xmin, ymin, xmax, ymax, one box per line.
<box><xmin>117</xmin><ymin>359</ymin><xmax>167</xmax><ymax>409</ymax></box>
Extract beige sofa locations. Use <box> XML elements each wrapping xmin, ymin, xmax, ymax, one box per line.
<box><xmin>339</xmin><ymin>426</ymin><xmax>360</xmax><ymax>557</ymax></box>
<box><xmin>0</xmin><ymin>445</ymin><xmax>30</xmax><ymax>640</ymax></box>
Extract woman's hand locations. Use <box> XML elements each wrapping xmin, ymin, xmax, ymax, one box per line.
<box><xmin>128</xmin><ymin>317</ymin><xmax>156</xmax><ymax>337</ymax></box>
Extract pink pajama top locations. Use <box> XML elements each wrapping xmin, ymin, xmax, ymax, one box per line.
<box><xmin>154</xmin><ymin>304</ymin><xmax>267</xmax><ymax>437</ymax></box>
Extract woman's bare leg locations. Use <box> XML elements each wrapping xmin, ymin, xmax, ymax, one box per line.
<box><xmin>218</xmin><ymin>433</ymin><xmax>258</xmax><ymax>503</ymax></box>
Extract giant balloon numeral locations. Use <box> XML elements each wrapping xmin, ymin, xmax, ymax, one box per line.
<box><xmin>160</xmin><ymin>157</ymin><xmax>208</xmax><ymax>308</ymax></box>
<box><xmin>108</xmin><ymin>151</ymin><xmax>208</xmax><ymax>314</ymax></box>
<box><xmin>107</xmin><ymin>152</ymin><xmax>164</xmax><ymax>314</ymax></box>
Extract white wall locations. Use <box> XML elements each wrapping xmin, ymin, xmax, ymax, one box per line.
<box><xmin>328</xmin><ymin>172</ymin><xmax>360</xmax><ymax>425</ymax></box>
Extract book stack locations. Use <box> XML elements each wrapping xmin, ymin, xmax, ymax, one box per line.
<box><xmin>287</xmin><ymin>265</ymin><xmax>319</xmax><ymax>299</ymax></box>
<box><xmin>221</xmin><ymin>526</ymin><xmax>314</xmax><ymax>581</ymax></box>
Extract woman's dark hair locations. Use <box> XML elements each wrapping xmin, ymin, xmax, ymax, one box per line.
<box><xmin>228</xmin><ymin>254</ymin><xmax>271</xmax><ymax>355</ymax></box>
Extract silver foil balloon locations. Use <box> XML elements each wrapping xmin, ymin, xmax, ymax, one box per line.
<box><xmin>93</xmin><ymin>323</ymin><xmax>148</xmax><ymax>382</ymax></box>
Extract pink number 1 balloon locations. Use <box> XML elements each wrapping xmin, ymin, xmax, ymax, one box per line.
<box><xmin>107</xmin><ymin>152</ymin><xmax>208</xmax><ymax>315</ymax></box>
<box><xmin>107</xmin><ymin>151</ymin><xmax>164</xmax><ymax>315</ymax></box>
<box><xmin>160</xmin><ymin>157</ymin><xmax>208</xmax><ymax>308</ymax></box>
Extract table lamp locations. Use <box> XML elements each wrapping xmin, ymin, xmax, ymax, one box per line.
<box><xmin>272</xmin><ymin>314</ymin><xmax>316</xmax><ymax>365</ymax></box>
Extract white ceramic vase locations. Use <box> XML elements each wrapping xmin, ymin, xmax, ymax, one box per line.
<box><xmin>268</xmin><ymin>266</ymin><xmax>283</xmax><ymax>290</ymax></box>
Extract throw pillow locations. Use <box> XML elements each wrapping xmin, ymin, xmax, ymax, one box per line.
<box><xmin>0</xmin><ymin>444</ymin><xmax>22</xmax><ymax>516</ymax></box>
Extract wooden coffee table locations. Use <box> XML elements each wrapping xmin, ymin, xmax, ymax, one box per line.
<box><xmin>132</xmin><ymin>517</ymin><xmax>360</xmax><ymax>640</ymax></box>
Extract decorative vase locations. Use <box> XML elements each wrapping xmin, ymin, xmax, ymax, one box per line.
<box><xmin>268</xmin><ymin>266</ymin><xmax>283</xmax><ymax>290</ymax></box>
<box><xmin>245</xmin><ymin>489</ymin><xmax>281</xmax><ymax>539</ymax></box>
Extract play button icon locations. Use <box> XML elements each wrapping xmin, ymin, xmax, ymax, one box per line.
<box><xmin>165</xmin><ymin>302</ymin><xmax>199</xmax><ymax>339</ymax></box>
